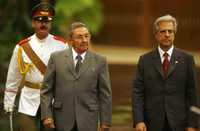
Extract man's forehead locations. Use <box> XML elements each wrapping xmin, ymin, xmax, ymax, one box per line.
<box><xmin>158</xmin><ymin>21</ymin><xmax>174</xmax><ymax>29</ymax></box>
<box><xmin>73</xmin><ymin>27</ymin><xmax>90</xmax><ymax>34</ymax></box>
<box><xmin>158</xmin><ymin>21</ymin><xmax>173</xmax><ymax>26</ymax></box>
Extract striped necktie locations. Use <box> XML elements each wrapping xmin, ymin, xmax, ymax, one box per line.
<box><xmin>75</xmin><ymin>55</ymin><xmax>82</xmax><ymax>73</ymax></box>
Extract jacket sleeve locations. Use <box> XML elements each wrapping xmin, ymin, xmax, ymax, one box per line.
<box><xmin>186</xmin><ymin>55</ymin><xmax>198</xmax><ymax>128</ymax></box>
<box><xmin>132</xmin><ymin>56</ymin><xmax>145</xmax><ymax>127</ymax></box>
<box><xmin>98</xmin><ymin>57</ymin><xmax>112</xmax><ymax>126</ymax></box>
<box><xmin>41</xmin><ymin>53</ymin><xmax>56</xmax><ymax>120</ymax></box>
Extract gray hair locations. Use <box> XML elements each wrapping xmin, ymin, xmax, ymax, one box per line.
<box><xmin>68</xmin><ymin>22</ymin><xmax>88</xmax><ymax>39</ymax></box>
<box><xmin>153</xmin><ymin>14</ymin><xmax>178</xmax><ymax>34</ymax></box>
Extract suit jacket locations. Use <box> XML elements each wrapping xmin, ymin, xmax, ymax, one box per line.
<box><xmin>132</xmin><ymin>48</ymin><xmax>198</xmax><ymax>131</ymax></box>
<box><xmin>41</xmin><ymin>47</ymin><xmax>112</xmax><ymax>131</ymax></box>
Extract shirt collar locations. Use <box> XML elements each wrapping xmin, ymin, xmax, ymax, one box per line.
<box><xmin>72</xmin><ymin>48</ymin><xmax>86</xmax><ymax>61</ymax></box>
<box><xmin>158</xmin><ymin>45</ymin><xmax>174</xmax><ymax>59</ymax></box>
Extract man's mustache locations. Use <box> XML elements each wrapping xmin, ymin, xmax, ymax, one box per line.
<box><xmin>40</xmin><ymin>26</ymin><xmax>47</xmax><ymax>30</ymax></box>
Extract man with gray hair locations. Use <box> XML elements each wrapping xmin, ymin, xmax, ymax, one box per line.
<box><xmin>132</xmin><ymin>14</ymin><xmax>198</xmax><ymax>131</ymax></box>
<box><xmin>41</xmin><ymin>22</ymin><xmax>112</xmax><ymax>131</ymax></box>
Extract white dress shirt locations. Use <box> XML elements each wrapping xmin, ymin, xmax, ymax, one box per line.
<box><xmin>72</xmin><ymin>47</ymin><xmax>86</xmax><ymax>67</ymax></box>
<box><xmin>158</xmin><ymin>45</ymin><xmax>174</xmax><ymax>63</ymax></box>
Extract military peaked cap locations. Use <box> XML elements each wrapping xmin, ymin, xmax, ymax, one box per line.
<box><xmin>31</xmin><ymin>2</ymin><xmax>55</xmax><ymax>22</ymax></box>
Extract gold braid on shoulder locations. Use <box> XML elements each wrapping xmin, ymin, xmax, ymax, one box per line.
<box><xmin>17</xmin><ymin>46</ymin><xmax>33</xmax><ymax>76</ymax></box>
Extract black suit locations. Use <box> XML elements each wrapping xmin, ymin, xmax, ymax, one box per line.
<box><xmin>132</xmin><ymin>48</ymin><xmax>198</xmax><ymax>131</ymax></box>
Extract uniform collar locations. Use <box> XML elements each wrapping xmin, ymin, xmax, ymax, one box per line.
<box><xmin>33</xmin><ymin>33</ymin><xmax>50</xmax><ymax>43</ymax></box>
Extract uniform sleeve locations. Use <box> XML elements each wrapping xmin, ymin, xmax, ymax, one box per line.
<box><xmin>4</xmin><ymin>45</ymin><xmax>23</xmax><ymax>111</ymax></box>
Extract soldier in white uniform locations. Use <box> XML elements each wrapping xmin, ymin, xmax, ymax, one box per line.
<box><xmin>3</xmin><ymin>2</ymin><xmax>68</xmax><ymax>131</ymax></box>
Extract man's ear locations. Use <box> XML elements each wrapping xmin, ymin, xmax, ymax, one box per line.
<box><xmin>67</xmin><ymin>39</ymin><xmax>73</xmax><ymax>46</ymax></box>
<box><xmin>31</xmin><ymin>20</ymin><xmax>35</xmax><ymax>28</ymax></box>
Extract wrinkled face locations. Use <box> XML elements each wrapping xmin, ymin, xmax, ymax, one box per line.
<box><xmin>155</xmin><ymin>21</ymin><xmax>175</xmax><ymax>51</ymax></box>
<box><xmin>71</xmin><ymin>27</ymin><xmax>91</xmax><ymax>54</ymax></box>
<box><xmin>32</xmin><ymin>20</ymin><xmax>52</xmax><ymax>39</ymax></box>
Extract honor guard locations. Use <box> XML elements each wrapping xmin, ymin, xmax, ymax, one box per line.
<box><xmin>4</xmin><ymin>2</ymin><xmax>68</xmax><ymax>131</ymax></box>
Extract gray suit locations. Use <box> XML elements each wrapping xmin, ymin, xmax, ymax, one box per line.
<box><xmin>41</xmin><ymin>47</ymin><xmax>112</xmax><ymax>131</ymax></box>
<box><xmin>132</xmin><ymin>48</ymin><xmax>198</xmax><ymax>131</ymax></box>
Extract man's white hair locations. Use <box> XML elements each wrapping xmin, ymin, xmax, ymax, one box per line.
<box><xmin>153</xmin><ymin>14</ymin><xmax>178</xmax><ymax>34</ymax></box>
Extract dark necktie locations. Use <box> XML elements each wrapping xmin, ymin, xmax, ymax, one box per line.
<box><xmin>162</xmin><ymin>52</ymin><xmax>169</xmax><ymax>77</ymax></box>
<box><xmin>75</xmin><ymin>55</ymin><xmax>82</xmax><ymax>73</ymax></box>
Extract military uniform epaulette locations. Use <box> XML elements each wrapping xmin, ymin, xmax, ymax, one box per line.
<box><xmin>53</xmin><ymin>35</ymin><xmax>66</xmax><ymax>43</ymax></box>
<box><xmin>17</xmin><ymin>37</ymin><xmax>30</xmax><ymax>45</ymax></box>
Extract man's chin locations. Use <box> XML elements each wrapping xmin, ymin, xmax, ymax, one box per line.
<box><xmin>163</xmin><ymin>44</ymin><xmax>173</xmax><ymax>50</ymax></box>
<box><xmin>39</xmin><ymin>29</ymin><xmax>48</xmax><ymax>34</ymax></box>
<box><xmin>36</xmin><ymin>32</ymin><xmax>48</xmax><ymax>39</ymax></box>
<box><xmin>76</xmin><ymin>48</ymin><xmax>88</xmax><ymax>54</ymax></box>
<box><xmin>163</xmin><ymin>41</ymin><xmax>172</xmax><ymax>46</ymax></box>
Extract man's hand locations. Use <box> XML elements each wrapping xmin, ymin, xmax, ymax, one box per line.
<box><xmin>4</xmin><ymin>105</ymin><xmax>14</xmax><ymax>113</ymax></box>
<box><xmin>43</xmin><ymin>117</ymin><xmax>55</xmax><ymax>129</ymax></box>
<box><xmin>186</xmin><ymin>127</ymin><xmax>197</xmax><ymax>131</ymax></box>
<box><xmin>99</xmin><ymin>124</ymin><xmax>110</xmax><ymax>131</ymax></box>
<box><xmin>135</xmin><ymin>122</ymin><xmax>146</xmax><ymax>131</ymax></box>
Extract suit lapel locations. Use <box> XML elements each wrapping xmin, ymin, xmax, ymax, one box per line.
<box><xmin>152</xmin><ymin>48</ymin><xmax>180</xmax><ymax>79</ymax></box>
<box><xmin>77</xmin><ymin>51</ymin><xmax>93</xmax><ymax>78</ymax></box>
<box><xmin>167</xmin><ymin>48</ymin><xmax>180</xmax><ymax>77</ymax></box>
<box><xmin>64</xmin><ymin>48</ymin><xmax>76</xmax><ymax>77</ymax></box>
<box><xmin>152</xmin><ymin>49</ymin><xmax>165</xmax><ymax>78</ymax></box>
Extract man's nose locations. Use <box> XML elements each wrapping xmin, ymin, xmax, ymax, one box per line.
<box><xmin>165</xmin><ymin>31</ymin><xmax>170</xmax><ymax>37</ymax></box>
<box><xmin>82</xmin><ymin>36</ymin><xmax>87</xmax><ymax>42</ymax></box>
<box><xmin>41</xmin><ymin>21</ymin><xmax>47</xmax><ymax>25</ymax></box>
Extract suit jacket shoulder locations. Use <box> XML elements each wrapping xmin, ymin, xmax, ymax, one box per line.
<box><xmin>138</xmin><ymin>49</ymin><xmax>159</xmax><ymax>61</ymax></box>
<box><xmin>51</xmin><ymin>48</ymin><xmax>69</xmax><ymax>57</ymax></box>
<box><xmin>89</xmin><ymin>50</ymin><xmax>106</xmax><ymax>59</ymax></box>
<box><xmin>140</xmin><ymin>48</ymin><xmax>194</xmax><ymax>60</ymax></box>
<box><xmin>174</xmin><ymin>48</ymin><xmax>194</xmax><ymax>59</ymax></box>
<box><xmin>86</xmin><ymin>50</ymin><xmax>107</xmax><ymax>66</ymax></box>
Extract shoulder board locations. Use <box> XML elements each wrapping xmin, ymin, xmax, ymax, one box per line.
<box><xmin>17</xmin><ymin>37</ymin><xmax>30</xmax><ymax>45</ymax></box>
<box><xmin>53</xmin><ymin>35</ymin><xmax>66</xmax><ymax>43</ymax></box>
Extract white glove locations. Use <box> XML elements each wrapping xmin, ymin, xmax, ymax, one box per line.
<box><xmin>4</xmin><ymin>104</ymin><xmax>14</xmax><ymax>113</ymax></box>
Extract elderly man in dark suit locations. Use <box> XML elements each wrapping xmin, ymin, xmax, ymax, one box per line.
<box><xmin>132</xmin><ymin>14</ymin><xmax>198</xmax><ymax>131</ymax></box>
<box><xmin>41</xmin><ymin>22</ymin><xmax>112</xmax><ymax>131</ymax></box>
